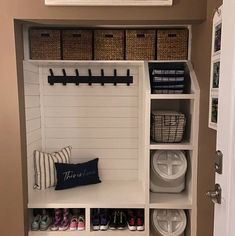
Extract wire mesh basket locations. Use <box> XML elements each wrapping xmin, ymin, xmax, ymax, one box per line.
<box><xmin>151</xmin><ymin>111</ymin><xmax>186</xmax><ymax>143</ymax></box>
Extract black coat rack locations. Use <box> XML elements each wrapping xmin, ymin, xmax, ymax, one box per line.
<box><xmin>48</xmin><ymin>69</ymin><xmax>133</xmax><ymax>86</ymax></box>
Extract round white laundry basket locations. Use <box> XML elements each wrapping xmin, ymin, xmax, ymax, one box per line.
<box><xmin>150</xmin><ymin>150</ymin><xmax>187</xmax><ymax>193</ymax></box>
<box><xmin>151</xmin><ymin>209</ymin><xmax>187</xmax><ymax>236</ymax></box>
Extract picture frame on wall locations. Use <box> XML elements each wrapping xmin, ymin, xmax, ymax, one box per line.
<box><xmin>209</xmin><ymin>6</ymin><xmax>222</xmax><ymax>130</ymax></box>
<box><xmin>214</xmin><ymin>23</ymin><xmax>222</xmax><ymax>54</ymax></box>
<box><xmin>212</xmin><ymin>60</ymin><xmax>220</xmax><ymax>89</ymax></box>
<box><xmin>211</xmin><ymin>97</ymin><xmax>218</xmax><ymax>124</ymax></box>
<box><xmin>45</xmin><ymin>0</ymin><xmax>173</xmax><ymax>6</ymax></box>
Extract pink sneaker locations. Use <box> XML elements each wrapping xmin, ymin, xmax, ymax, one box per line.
<box><xmin>70</xmin><ymin>216</ymin><xmax>78</xmax><ymax>231</ymax></box>
<box><xmin>77</xmin><ymin>215</ymin><xmax>85</xmax><ymax>231</ymax></box>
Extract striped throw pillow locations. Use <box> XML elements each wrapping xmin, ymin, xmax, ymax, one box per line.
<box><xmin>34</xmin><ymin>146</ymin><xmax>72</xmax><ymax>190</ymax></box>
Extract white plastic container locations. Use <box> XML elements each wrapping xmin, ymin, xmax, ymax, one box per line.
<box><xmin>151</xmin><ymin>209</ymin><xmax>187</xmax><ymax>236</ymax></box>
<box><xmin>150</xmin><ymin>150</ymin><xmax>187</xmax><ymax>193</ymax></box>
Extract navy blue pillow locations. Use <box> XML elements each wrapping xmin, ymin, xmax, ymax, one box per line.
<box><xmin>55</xmin><ymin>158</ymin><xmax>101</xmax><ymax>190</ymax></box>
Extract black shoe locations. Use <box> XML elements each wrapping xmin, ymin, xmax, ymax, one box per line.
<box><xmin>100</xmin><ymin>209</ymin><xmax>110</xmax><ymax>231</ymax></box>
<box><xmin>117</xmin><ymin>210</ymin><xmax>127</xmax><ymax>230</ymax></box>
<box><xmin>109</xmin><ymin>210</ymin><xmax>118</xmax><ymax>230</ymax></box>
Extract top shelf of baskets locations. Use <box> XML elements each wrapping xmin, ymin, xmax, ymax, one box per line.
<box><xmin>26</xmin><ymin>27</ymin><xmax>189</xmax><ymax>61</ymax></box>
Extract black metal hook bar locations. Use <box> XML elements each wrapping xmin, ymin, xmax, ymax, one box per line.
<box><xmin>48</xmin><ymin>69</ymin><xmax>133</xmax><ymax>86</ymax></box>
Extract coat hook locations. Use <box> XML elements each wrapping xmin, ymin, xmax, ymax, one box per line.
<box><xmin>49</xmin><ymin>69</ymin><xmax>54</xmax><ymax>85</ymax></box>
<box><xmin>127</xmin><ymin>69</ymin><xmax>130</xmax><ymax>86</ymax></box>
<box><xmin>49</xmin><ymin>69</ymin><xmax>54</xmax><ymax>76</ymax></box>
<box><xmin>75</xmin><ymin>69</ymin><xmax>79</xmax><ymax>86</ymax></box>
<box><xmin>62</xmin><ymin>69</ymin><xmax>67</xmax><ymax>86</ymax></box>
<box><xmin>88</xmin><ymin>69</ymin><xmax>92</xmax><ymax>86</ymax></box>
<box><xmin>101</xmin><ymin>69</ymin><xmax>105</xmax><ymax>86</ymax></box>
<box><xmin>114</xmin><ymin>69</ymin><xmax>117</xmax><ymax>86</ymax></box>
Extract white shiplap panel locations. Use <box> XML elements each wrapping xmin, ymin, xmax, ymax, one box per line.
<box><xmin>25</xmin><ymin>108</ymin><xmax>41</xmax><ymax>121</ymax></box>
<box><xmin>26</xmin><ymin>118</ymin><xmax>41</xmax><ymax>133</ymax></box>
<box><xmin>45</xmin><ymin>138</ymin><xmax>138</xmax><ymax>149</ymax></box>
<box><xmin>24</xmin><ymin>84</ymin><xmax>40</xmax><ymax>96</ymax></box>
<box><xmin>25</xmin><ymin>96</ymin><xmax>40</xmax><ymax>108</ymax></box>
<box><xmin>46</xmin><ymin>148</ymin><xmax>138</xmax><ymax>159</ymax></box>
<box><xmin>44</xmin><ymin>107</ymin><xmax>138</xmax><ymax>118</ymax></box>
<box><xmin>24</xmin><ymin>70</ymin><xmax>40</xmax><ymax>84</ymax></box>
<box><xmin>71</xmin><ymin>158</ymin><xmax>138</xmax><ymax>170</ymax></box>
<box><xmin>23</xmin><ymin>61</ymin><xmax>39</xmax><ymax>73</ymax></box>
<box><xmin>45</xmin><ymin>127</ymin><xmax>138</xmax><ymax>138</ymax></box>
<box><xmin>99</xmin><ymin>170</ymin><xmax>138</xmax><ymax>181</ymax></box>
<box><xmin>27</xmin><ymin>140</ymin><xmax>42</xmax><ymax>157</ymax></box>
<box><xmin>45</xmin><ymin>117</ymin><xmax>138</xmax><ymax>128</ymax></box>
<box><xmin>43</xmin><ymin>85</ymin><xmax>138</xmax><ymax>97</ymax></box>
<box><xmin>44</xmin><ymin>96</ymin><xmax>138</xmax><ymax>107</ymax></box>
<box><xmin>27</xmin><ymin>129</ymin><xmax>41</xmax><ymax>145</ymax></box>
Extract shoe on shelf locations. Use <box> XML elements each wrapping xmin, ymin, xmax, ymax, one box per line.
<box><xmin>127</xmin><ymin>210</ymin><xmax>137</xmax><ymax>231</ymax></box>
<box><xmin>50</xmin><ymin>208</ymin><xmax>63</xmax><ymax>231</ymax></box>
<box><xmin>100</xmin><ymin>209</ymin><xmax>110</xmax><ymax>231</ymax></box>
<box><xmin>40</xmin><ymin>214</ymin><xmax>52</xmax><ymax>231</ymax></box>
<box><xmin>109</xmin><ymin>210</ymin><xmax>118</xmax><ymax>230</ymax></box>
<box><xmin>136</xmin><ymin>209</ymin><xmax>145</xmax><ymax>231</ymax></box>
<box><xmin>77</xmin><ymin>215</ymin><xmax>85</xmax><ymax>231</ymax></box>
<box><xmin>69</xmin><ymin>216</ymin><xmax>78</xmax><ymax>231</ymax></box>
<box><xmin>92</xmin><ymin>209</ymin><xmax>100</xmax><ymax>231</ymax></box>
<box><xmin>117</xmin><ymin>210</ymin><xmax>127</xmax><ymax>230</ymax></box>
<box><xmin>31</xmin><ymin>214</ymin><xmax>41</xmax><ymax>231</ymax></box>
<box><xmin>59</xmin><ymin>208</ymin><xmax>70</xmax><ymax>231</ymax></box>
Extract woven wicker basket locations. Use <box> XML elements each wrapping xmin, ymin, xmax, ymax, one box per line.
<box><xmin>126</xmin><ymin>30</ymin><xmax>156</xmax><ymax>60</ymax></box>
<box><xmin>151</xmin><ymin>111</ymin><xmax>186</xmax><ymax>143</ymax></box>
<box><xmin>62</xmin><ymin>30</ymin><xmax>93</xmax><ymax>60</ymax></box>
<box><xmin>94</xmin><ymin>30</ymin><xmax>124</xmax><ymax>60</ymax></box>
<box><xmin>157</xmin><ymin>29</ymin><xmax>189</xmax><ymax>60</ymax></box>
<box><xmin>29</xmin><ymin>29</ymin><xmax>61</xmax><ymax>60</ymax></box>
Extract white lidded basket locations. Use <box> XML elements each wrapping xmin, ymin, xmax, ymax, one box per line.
<box><xmin>150</xmin><ymin>150</ymin><xmax>187</xmax><ymax>193</ymax></box>
<box><xmin>152</xmin><ymin>209</ymin><xmax>187</xmax><ymax>236</ymax></box>
<box><xmin>151</xmin><ymin>111</ymin><xmax>186</xmax><ymax>143</ymax></box>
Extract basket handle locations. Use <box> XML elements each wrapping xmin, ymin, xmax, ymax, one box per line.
<box><xmin>72</xmin><ymin>33</ymin><xmax>82</xmax><ymax>37</ymax></box>
<box><xmin>163</xmin><ymin>115</ymin><xmax>179</xmax><ymax>126</ymax></box>
<box><xmin>41</xmin><ymin>33</ymin><xmax>50</xmax><ymax>37</ymax></box>
<box><xmin>136</xmin><ymin>33</ymin><xmax>146</xmax><ymax>38</ymax></box>
<box><xmin>105</xmin><ymin>34</ymin><xmax>114</xmax><ymax>38</ymax></box>
<box><xmin>168</xmin><ymin>33</ymin><xmax>177</xmax><ymax>38</ymax></box>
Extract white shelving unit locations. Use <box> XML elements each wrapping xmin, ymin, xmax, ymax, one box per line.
<box><xmin>23</xmin><ymin>60</ymin><xmax>199</xmax><ymax>236</ymax></box>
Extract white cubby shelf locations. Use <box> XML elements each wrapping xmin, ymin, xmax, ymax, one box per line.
<box><xmin>23</xmin><ymin>60</ymin><xmax>199</xmax><ymax>236</ymax></box>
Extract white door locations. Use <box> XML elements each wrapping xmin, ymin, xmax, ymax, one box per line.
<box><xmin>213</xmin><ymin>0</ymin><xmax>235</xmax><ymax>235</ymax></box>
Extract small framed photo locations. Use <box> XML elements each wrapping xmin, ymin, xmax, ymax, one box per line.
<box><xmin>212</xmin><ymin>60</ymin><xmax>220</xmax><ymax>89</ymax></box>
<box><xmin>214</xmin><ymin>23</ymin><xmax>222</xmax><ymax>54</ymax></box>
<box><xmin>211</xmin><ymin>97</ymin><xmax>218</xmax><ymax>124</ymax></box>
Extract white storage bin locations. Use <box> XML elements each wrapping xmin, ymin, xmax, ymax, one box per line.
<box><xmin>151</xmin><ymin>209</ymin><xmax>187</xmax><ymax>236</ymax></box>
<box><xmin>150</xmin><ymin>150</ymin><xmax>187</xmax><ymax>193</ymax></box>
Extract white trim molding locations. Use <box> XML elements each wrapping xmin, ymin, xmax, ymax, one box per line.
<box><xmin>45</xmin><ymin>0</ymin><xmax>173</xmax><ymax>6</ymax></box>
